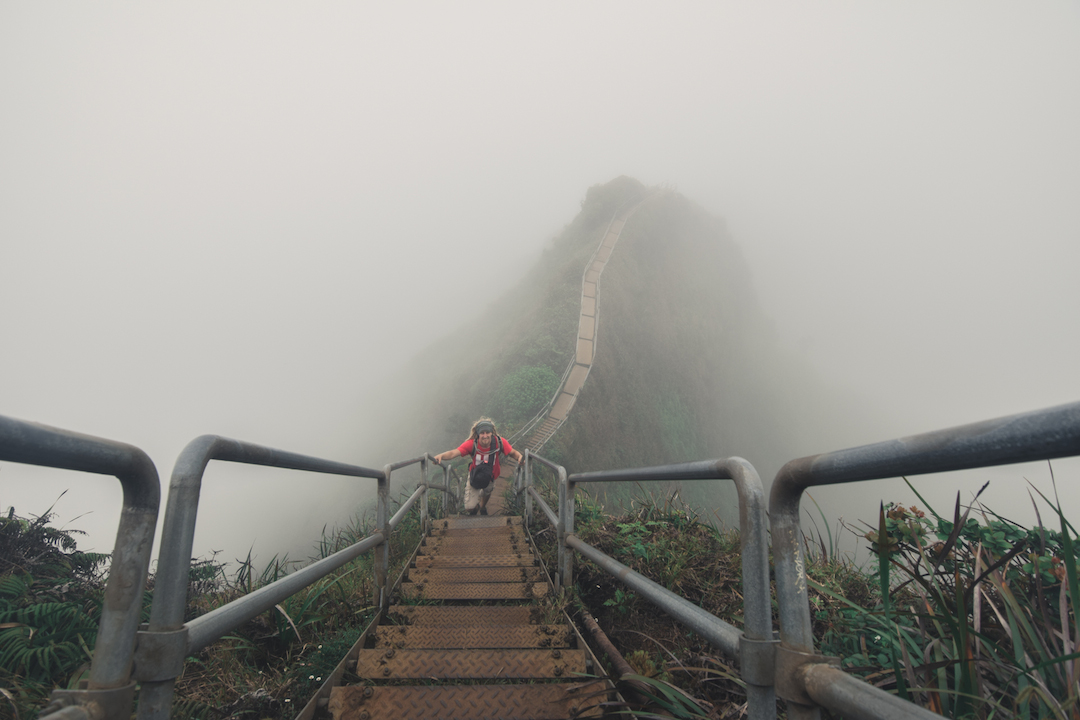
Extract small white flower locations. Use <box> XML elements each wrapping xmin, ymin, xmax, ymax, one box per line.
<box><xmin>316</xmin><ymin>677</ymin><xmax>322</xmax><ymax>682</ymax></box>
<box><xmin>309</xmin><ymin>675</ymin><xmax>315</xmax><ymax>680</ymax></box>
<box><xmin>873</xmin><ymin>635</ymin><xmax>881</xmax><ymax>642</ymax></box>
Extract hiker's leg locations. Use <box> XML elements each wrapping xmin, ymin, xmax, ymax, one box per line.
<box><xmin>463</xmin><ymin>482</ymin><xmax>480</xmax><ymax>514</ymax></box>
<box><xmin>478</xmin><ymin>484</ymin><xmax>493</xmax><ymax>514</ymax></box>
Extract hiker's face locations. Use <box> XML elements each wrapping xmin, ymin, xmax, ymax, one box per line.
<box><xmin>478</xmin><ymin>430</ymin><xmax>493</xmax><ymax>447</ymax></box>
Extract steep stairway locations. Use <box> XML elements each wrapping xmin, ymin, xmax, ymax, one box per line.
<box><xmin>328</xmin><ymin>515</ymin><xmax>611</xmax><ymax>719</ymax></box>
<box><xmin>520</xmin><ymin>204</ymin><xmax>642</xmax><ymax>456</ymax></box>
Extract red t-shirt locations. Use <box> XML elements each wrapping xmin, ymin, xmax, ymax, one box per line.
<box><xmin>457</xmin><ymin>437</ymin><xmax>513</xmax><ymax>480</ymax></box>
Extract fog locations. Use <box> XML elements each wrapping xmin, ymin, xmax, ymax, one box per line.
<box><xmin>2</xmin><ymin>3</ymin><xmax>1078</xmax><ymax>565</ymax></box>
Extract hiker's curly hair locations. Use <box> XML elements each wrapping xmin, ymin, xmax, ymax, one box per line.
<box><xmin>467</xmin><ymin>417</ymin><xmax>499</xmax><ymax>444</ymax></box>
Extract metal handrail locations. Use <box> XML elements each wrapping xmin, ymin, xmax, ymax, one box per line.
<box><xmin>520</xmin><ymin>449</ymin><xmax>776</xmax><ymax>720</ymax></box>
<box><xmin>133</xmin><ymin>435</ymin><xmax>391</xmax><ymax>720</ymax></box>
<box><xmin>0</xmin><ymin>414</ymin><xmax>160</xmax><ymax>719</ymax></box>
<box><xmin>769</xmin><ymin>400</ymin><xmax>1080</xmax><ymax>720</ymax></box>
<box><xmin>565</xmin><ymin>534</ymin><xmax>741</xmax><ymax>657</ymax></box>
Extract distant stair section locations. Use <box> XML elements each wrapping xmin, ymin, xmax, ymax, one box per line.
<box><xmin>521</xmin><ymin>204</ymin><xmax>641</xmax><ymax>455</ymax></box>
<box><xmin>329</xmin><ymin>515</ymin><xmax>610</xmax><ymax>719</ymax></box>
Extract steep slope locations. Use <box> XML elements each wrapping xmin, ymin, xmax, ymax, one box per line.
<box><xmin>376</xmin><ymin>178</ymin><xmax>821</xmax><ymax>514</ymax></box>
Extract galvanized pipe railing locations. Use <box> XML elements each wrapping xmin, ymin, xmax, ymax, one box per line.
<box><xmin>770</xmin><ymin>400</ymin><xmax>1080</xmax><ymax>720</ymax></box>
<box><xmin>520</xmin><ymin>449</ymin><xmax>776</xmax><ymax>720</ymax></box>
<box><xmin>0</xmin><ymin>415</ymin><xmax>160</xmax><ymax>720</ymax></box>
<box><xmin>566</xmin><ymin>457</ymin><xmax>776</xmax><ymax>720</ymax></box>
<box><xmin>565</xmin><ymin>534</ymin><xmax>742</xmax><ymax>657</ymax></box>
<box><xmin>135</xmin><ymin>435</ymin><xmax>385</xmax><ymax>720</ymax></box>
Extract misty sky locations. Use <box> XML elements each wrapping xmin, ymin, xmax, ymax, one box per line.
<box><xmin>2</xmin><ymin>3</ymin><xmax>1078</xmax><ymax>562</ymax></box>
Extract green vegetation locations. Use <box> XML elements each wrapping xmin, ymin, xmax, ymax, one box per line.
<box><xmin>0</xmin><ymin>491</ymin><xmax>428</xmax><ymax>720</ymax></box>
<box><xmin>0</xmin><ymin>501</ymin><xmax>111</xmax><ymax>718</ymax></box>
<box><xmin>7</xmin><ymin>470</ymin><xmax>1080</xmax><ymax>720</ymax></box>
<box><xmin>493</xmin><ymin>364</ymin><xmax>561</xmax><ymax>426</ymax></box>
<box><xmin>521</xmin><ymin>468</ymin><xmax>1080</xmax><ymax>720</ymax></box>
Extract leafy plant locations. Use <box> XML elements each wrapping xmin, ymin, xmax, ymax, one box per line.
<box><xmin>819</xmin><ymin>473</ymin><xmax>1080</xmax><ymax>719</ymax></box>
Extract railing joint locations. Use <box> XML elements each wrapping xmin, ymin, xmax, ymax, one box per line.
<box><xmin>773</xmin><ymin>645</ymin><xmax>840</xmax><ymax>706</ymax></box>
<box><xmin>134</xmin><ymin>626</ymin><xmax>190</xmax><ymax>683</ymax></box>
<box><xmin>738</xmin><ymin>633</ymin><xmax>779</xmax><ymax>687</ymax></box>
<box><xmin>43</xmin><ymin>682</ymin><xmax>136</xmax><ymax>720</ymax></box>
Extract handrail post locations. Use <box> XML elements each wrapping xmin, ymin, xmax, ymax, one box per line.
<box><xmin>1</xmin><ymin>416</ymin><xmax>160</xmax><ymax>720</ymax></box>
<box><xmin>558</xmin><ymin>465</ymin><xmax>574</xmax><ymax>591</ymax></box>
<box><xmin>443</xmin><ymin>464</ymin><xmax>451</xmax><ymax>516</ymax></box>
<box><xmin>420</xmin><ymin>458</ymin><xmax>429</xmax><ymax>532</ymax></box>
<box><xmin>375</xmin><ymin>464</ymin><xmax>391</xmax><ymax>611</ymax></box>
<box><xmin>524</xmin><ymin>451</ymin><xmax>533</xmax><ymax>528</ymax></box>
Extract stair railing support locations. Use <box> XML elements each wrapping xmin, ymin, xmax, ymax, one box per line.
<box><xmin>375</xmin><ymin>463</ymin><xmax>390</xmax><ymax>611</ymax></box>
<box><xmin>524</xmin><ymin>451</ymin><xmax>533</xmax><ymax>528</ymax></box>
<box><xmin>420</xmin><ymin>457</ymin><xmax>429</xmax><ymax>533</ymax></box>
<box><xmin>1</xmin><ymin>416</ymin><xmax>160</xmax><ymax>720</ymax></box>
<box><xmin>557</xmin><ymin>464</ymin><xmax>574</xmax><ymax>591</ymax></box>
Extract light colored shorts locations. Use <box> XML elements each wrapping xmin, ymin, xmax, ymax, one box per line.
<box><xmin>464</xmin><ymin>480</ymin><xmax>494</xmax><ymax>511</ymax></box>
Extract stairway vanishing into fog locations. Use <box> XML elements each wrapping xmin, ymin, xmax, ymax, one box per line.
<box><xmin>323</xmin><ymin>203</ymin><xmax>648</xmax><ymax>719</ymax></box>
<box><xmin>520</xmin><ymin>201</ymin><xmax>643</xmax><ymax>455</ymax></box>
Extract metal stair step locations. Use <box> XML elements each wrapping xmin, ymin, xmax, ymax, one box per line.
<box><xmin>408</xmin><ymin>566</ymin><xmax>543</xmax><ymax>583</ymax></box>
<box><xmin>423</xmin><ymin>535</ymin><xmax>528</xmax><ymax>550</ymax></box>
<box><xmin>354</xmin><ymin>647</ymin><xmax>586</xmax><ymax>680</ymax></box>
<box><xmin>417</xmin><ymin>543</ymin><xmax>530</xmax><ymax>557</ymax></box>
<box><xmin>400</xmin><ymin>581</ymin><xmax>547</xmax><ymax>601</ymax></box>
<box><xmin>374</xmin><ymin>624</ymin><xmax>573</xmax><ymax>649</ymax></box>
<box><xmin>435</xmin><ymin>516</ymin><xmax>522</xmax><ymax>530</ymax></box>
<box><xmin>413</xmin><ymin>554</ymin><xmax>535</xmax><ymax>568</ymax></box>
<box><xmin>430</xmin><ymin>525</ymin><xmax>525</xmax><ymax>538</ymax></box>
<box><xmin>385</xmin><ymin>605</ymin><xmax>538</xmax><ymax>627</ymax></box>
<box><xmin>329</xmin><ymin>681</ymin><xmax>608</xmax><ymax>720</ymax></box>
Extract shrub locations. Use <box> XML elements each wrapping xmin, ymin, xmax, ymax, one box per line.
<box><xmin>493</xmin><ymin>365</ymin><xmax>560</xmax><ymax>425</ymax></box>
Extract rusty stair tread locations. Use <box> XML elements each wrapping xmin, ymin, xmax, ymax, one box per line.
<box><xmin>401</xmin><ymin>581</ymin><xmax>548</xmax><ymax>601</ymax></box>
<box><xmin>408</xmin><ymin>567</ymin><xmax>543</xmax><ymax>583</ymax></box>
<box><xmin>434</xmin><ymin>516</ymin><xmax>522</xmax><ymax>530</ymax></box>
<box><xmin>413</xmin><ymin>555</ymin><xmax>536</xmax><ymax>568</ymax></box>
<box><xmin>417</xmin><ymin>549</ymin><xmax>533</xmax><ymax>561</ymax></box>
<box><xmin>330</xmin><ymin>681</ymin><xmax>607</xmax><ymax>720</ymax></box>
<box><xmin>430</xmin><ymin>526</ymin><xmax>525</xmax><ymax>537</ymax></box>
<box><xmin>385</xmin><ymin>606</ymin><xmax>539</xmax><ymax>626</ymax></box>
<box><xmin>374</xmin><ymin>624</ymin><xmax>573</xmax><ymax>649</ymax></box>
<box><xmin>423</xmin><ymin>535</ymin><xmax>528</xmax><ymax>548</ymax></box>
<box><xmin>355</xmin><ymin>647</ymin><xmax>587</xmax><ymax>679</ymax></box>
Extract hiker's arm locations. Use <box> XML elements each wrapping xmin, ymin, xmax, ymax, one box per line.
<box><xmin>432</xmin><ymin>449</ymin><xmax>462</xmax><ymax>464</ymax></box>
<box><xmin>510</xmin><ymin>448</ymin><xmax>523</xmax><ymax>463</ymax></box>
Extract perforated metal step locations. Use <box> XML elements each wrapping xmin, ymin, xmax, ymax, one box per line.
<box><xmin>400</xmin><ymin>581</ymin><xmax>547</xmax><ymax>601</ymax></box>
<box><xmin>413</xmin><ymin>553</ymin><xmax>535</xmax><ymax>568</ymax></box>
<box><xmin>408</xmin><ymin>566</ymin><xmax>543</xmax><ymax>583</ymax></box>
<box><xmin>430</xmin><ymin>525</ymin><xmax>525</xmax><ymax>538</ymax></box>
<box><xmin>329</xmin><ymin>681</ymin><xmax>608</xmax><ymax>719</ymax></box>
<box><xmin>374</xmin><ymin>624</ymin><xmax>573</xmax><ymax>649</ymax></box>
<box><xmin>435</xmin><ymin>516</ymin><xmax>522</xmax><ymax>531</ymax></box>
<box><xmin>355</xmin><ymin>647</ymin><xmax>586</xmax><ymax>679</ymax></box>
<box><xmin>385</xmin><ymin>605</ymin><xmax>538</xmax><ymax>627</ymax></box>
<box><xmin>421</xmin><ymin>535</ymin><xmax>528</xmax><ymax>552</ymax></box>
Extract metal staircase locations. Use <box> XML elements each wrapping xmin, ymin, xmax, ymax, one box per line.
<box><xmin>328</xmin><ymin>515</ymin><xmax>612</xmax><ymax>719</ymax></box>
